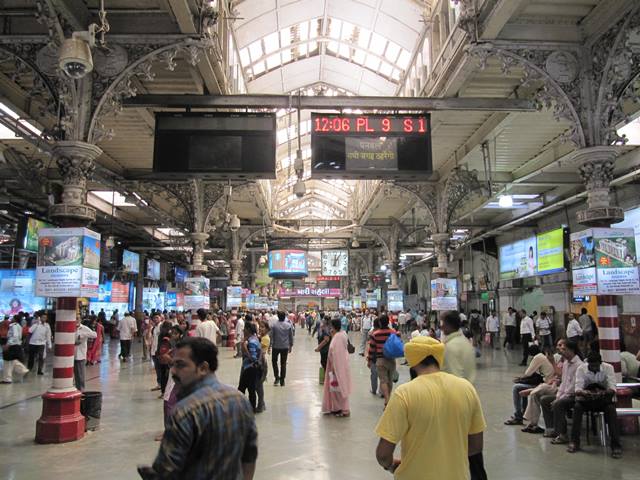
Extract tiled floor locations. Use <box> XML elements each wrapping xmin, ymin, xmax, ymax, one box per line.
<box><xmin>1</xmin><ymin>330</ymin><xmax>639</xmax><ymax>479</ymax></box>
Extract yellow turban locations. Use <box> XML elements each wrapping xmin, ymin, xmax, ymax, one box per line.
<box><xmin>404</xmin><ymin>336</ymin><xmax>445</xmax><ymax>368</ymax></box>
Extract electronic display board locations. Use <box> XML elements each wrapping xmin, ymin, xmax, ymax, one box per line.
<box><xmin>122</xmin><ymin>250</ymin><xmax>140</xmax><ymax>274</ymax></box>
<box><xmin>499</xmin><ymin>237</ymin><xmax>537</xmax><ymax>280</ymax></box>
<box><xmin>16</xmin><ymin>216</ymin><xmax>55</xmax><ymax>253</ymax></box>
<box><xmin>311</xmin><ymin>113</ymin><xmax>432</xmax><ymax>179</ymax></box>
<box><xmin>153</xmin><ymin>113</ymin><xmax>276</xmax><ymax>179</ymax></box>
<box><xmin>536</xmin><ymin>228</ymin><xmax>568</xmax><ymax>275</ymax></box>
<box><xmin>269</xmin><ymin>250</ymin><xmax>308</xmax><ymax>279</ymax></box>
<box><xmin>146</xmin><ymin>258</ymin><xmax>160</xmax><ymax>280</ymax></box>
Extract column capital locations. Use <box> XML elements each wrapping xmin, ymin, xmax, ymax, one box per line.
<box><xmin>49</xmin><ymin>141</ymin><xmax>102</xmax><ymax>224</ymax></box>
<box><xmin>570</xmin><ymin>146</ymin><xmax>624</xmax><ymax>226</ymax></box>
<box><xmin>189</xmin><ymin>232</ymin><xmax>210</xmax><ymax>273</ymax></box>
<box><xmin>431</xmin><ymin>232</ymin><xmax>450</xmax><ymax>277</ymax></box>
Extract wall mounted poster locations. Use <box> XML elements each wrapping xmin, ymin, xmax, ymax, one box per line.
<box><xmin>571</xmin><ymin>228</ymin><xmax>640</xmax><ymax>295</ymax></box>
<box><xmin>499</xmin><ymin>237</ymin><xmax>537</xmax><ymax>280</ymax></box>
<box><xmin>36</xmin><ymin>227</ymin><xmax>101</xmax><ymax>298</ymax></box>
<box><xmin>431</xmin><ymin>278</ymin><xmax>458</xmax><ymax>311</ymax></box>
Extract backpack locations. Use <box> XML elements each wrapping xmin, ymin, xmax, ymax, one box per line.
<box><xmin>383</xmin><ymin>333</ymin><xmax>404</xmax><ymax>359</ymax></box>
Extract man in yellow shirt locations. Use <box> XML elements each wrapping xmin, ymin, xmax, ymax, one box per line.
<box><xmin>375</xmin><ymin>336</ymin><xmax>486</xmax><ymax>480</ymax></box>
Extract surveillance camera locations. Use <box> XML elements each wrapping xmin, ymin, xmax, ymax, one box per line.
<box><xmin>229</xmin><ymin>214</ymin><xmax>240</xmax><ymax>232</ymax></box>
<box><xmin>59</xmin><ymin>33</ymin><xmax>93</xmax><ymax>79</ymax></box>
<box><xmin>293</xmin><ymin>179</ymin><xmax>306</xmax><ymax>198</ymax></box>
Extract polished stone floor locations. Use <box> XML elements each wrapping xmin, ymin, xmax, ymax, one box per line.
<box><xmin>1</xmin><ymin>330</ymin><xmax>639</xmax><ymax>479</ymax></box>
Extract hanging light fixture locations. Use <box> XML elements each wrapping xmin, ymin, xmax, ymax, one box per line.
<box><xmin>498</xmin><ymin>194</ymin><xmax>513</xmax><ymax>208</ymax></box>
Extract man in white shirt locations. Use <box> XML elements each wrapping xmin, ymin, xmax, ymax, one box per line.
<box><xmin>28</xmin><ymin>312</ymin><xmax>52</xmax><ymax>375</ymax></box>
<box><xmin>118</xmin><ymin>311</ymin><xmax>138</xmax><ymax>362</ymax></box>
<box><xmin>566</xmin><ymin>314</ymin><xmax>583</xmax><ymax>344</ymax></box>
<box><xmin>74</xmin><ymin>316</ymin><xmax>97</xmax><ymax>391</ymax></box>
<box><xmin>195</xmin><ymin>309</ymin><xmax>220</xmax><ymax>345</ymax></box>
<box><xmin>485</xmin><ymin>310</ymin><xmax>500</xmax><ymax>349</ymax></box>
<box><xmin>519</xmin><ymin>309</ymin><xmax>535</xmax><ymax>366</ymax></box>
<box><xmin>234</xmin><ymin>315</ymin><xmax>245</xmax><ymax>358</ymax></box>
<box><xmin>503</xmin><ymin>307</ymin><xmax>517</xmax><ymax>349</ymax></box>
<box><xmin>568</xmin><ymin>351</ymin><xmax>621</xmax><ymax>458</ymax></box>
<box><xmin>360</xmin><ymin>312</ymin><xmax>373</xmax><ymax>355</ymax></box>
<box><xmin>535</xmin><ymin>311</ymin><xmax>553</xmax><ymax>352</ymax></box>
<box><xmin>1</xmin><ymin>316</ymin><xmax>28</xmax><ymax>383</ymax></box>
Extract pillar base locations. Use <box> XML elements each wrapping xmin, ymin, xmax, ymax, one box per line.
<box><xmin>35</xmin><ymin>390</ymin><xmax>85</xmax><ymax>444</ymax></box>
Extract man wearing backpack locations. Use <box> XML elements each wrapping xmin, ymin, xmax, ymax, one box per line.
<box><xmin>371</xmin><ymin>314</ymin><xmax>400</xmax><ymax>407</ymax></box>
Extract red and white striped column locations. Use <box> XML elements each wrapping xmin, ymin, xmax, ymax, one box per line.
<box><xmin>36</xmin><ymin>297</ymin><xmax>85</xmax><ymax>443</ymax></box>
<box><xmin>596</xmin><ymin>295</ymin><xmax>622</xmax><ymax>380</ymax></box>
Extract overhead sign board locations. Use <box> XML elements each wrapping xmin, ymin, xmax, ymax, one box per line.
<box><xmin>311</xmin><ymin>113</ymin><xmax>432</xmax><ymax>179</ymax></box>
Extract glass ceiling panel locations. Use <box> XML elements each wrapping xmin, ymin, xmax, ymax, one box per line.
<box><xmin>238</xmin><ymin>16</ymin><xmax>412</xmax><ymax>84</ymax></box>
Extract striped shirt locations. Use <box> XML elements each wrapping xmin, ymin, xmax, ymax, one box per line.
<box><xmin>371</xmin><ymin>328</ymin><xmax>397</xmax><ymax>356</ymax></box>
<box><xmin>152</xmin><ymin>375</ymin><xmax>258</xmax><ymax>480</ymax></box>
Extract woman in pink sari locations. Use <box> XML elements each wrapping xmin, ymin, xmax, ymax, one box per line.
<box><xmin>86</xmin><ymin>317</ymin><xmax>104</xmax><ymax>365</ymax></box>
<box><xmin>322</xmin><ymin>319</ymin><xmax>352</xmax><ymax>417</ymax></box>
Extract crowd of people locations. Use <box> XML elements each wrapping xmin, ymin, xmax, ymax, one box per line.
<box><xmin>1</xmin><ymin>303</ymin><xmax>637</xmax><ymax>479</ymax></box>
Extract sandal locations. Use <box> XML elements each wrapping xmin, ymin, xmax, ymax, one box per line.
<box><xmin>334</xmin><ymin>411</ymin><xmax>350</xmax><ymax>417</ymax></box>
<box><xmin>567</xmin><ymin>443</ymin><xmax>579</xmax><ymax>453</ymax></box>
<box><xmin>551</xmin><ymin>436</ymin><xmax>569</xmax><ymax>445</ymax></box>
<box><xmin>521</xmin><ymin>425</ymin><xmax>535</xmax><ymax>433</ymax></box>
<box><xmin>504</xmin><ymin>418</ymin><xmax>523</xmax><ymax>425</ymax></box>
<box><xmin>528</xmin><ymin>426</ymin><xmax>545</xmax><ymax>434</ymax></box>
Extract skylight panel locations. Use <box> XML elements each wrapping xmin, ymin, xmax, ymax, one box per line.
<box><xmin>352</xmin><ymin>48</ymin><xmax>366</xmax><ymax>64</ymax></box>
<box><xmin>397</xmin><ymin>49</ymin><xmax>411</xmax><ymax>70</ymax></box>
<box><xmin>385</xmin><ymin>42</ymin><xmax>401</xmax><ymax>63</ymax></box>
<box><xmin>264</xmin><ymin>32</ymin><xmax>280</xmax><ymax>54</ymax></box>
<box><xmin>328</xmin><ymin>18</ymin><xmax>341</xmax><ymax>38</ymax></box>
<box><xmin>308</xmin><ymin>41</ymin><xmax>319</xmax><ymax>53</ymax></box>
<box><xmin>281</xmin><ymin>49</ymin><xmax>292</xmax><ymax>63</ymax></box>
<box><xmin>357</xmin><ymin>28</ymin><xmax>371</xmax><ymax>48</ymax></box>
<box><xmin>239</xmin><ymin>48</ymin><xmax>250</xmax><ymax>66</ymax></box>
<box><xmin>252</xmin><ymin>60</ymin><xmax>266</xmax><ymax>75</ymax></box>
<box><xmin>391</xmin><ymin>68</ymin><xmax>401</xmax><ymax>81</ymax></box>
<box><xmin>341</xmin><ymin>21</ymin><xmax>355</xmax><ymax>41</ymax></box>
<box><xmin>370</xmin><ymin>33</ymin><xmax>386</xmax><ymax>56</ymax></box>
<box><xmin>280</xmin><ymin>29</ymin><xmax>291</xmax><ymax>47</ymax></box>
<box><xmin>379</xmin><ymin>62</ymin><xmax>393</xmax><ymax>77</ymax></box>
<box><xmin>338</xmin><ymin>44</ymin><xmax>350</xmax><ymax>58</ymax></box>
<box><xmin>266</xmin><ymin>53</ymin><xmax>281</xmax><ymax>70</ymax></box>
<box><xmin>299</xmin><ymin>20</ymin><xmax>310</xmax><ymax>40</ymax></box>
<box><xmin>365</xmin><ymin>54</ymin><xmax>381</xmax><ymax>71</ymax></box>
<box><xmin>248</xmin><ymin>40</ymin><xmax>263</xmax><ymax>62</ymax></box>
<box><xmin>327</xmin><ymin>40</ymin><xmax>339</xmax><ymax>54</ymax></box>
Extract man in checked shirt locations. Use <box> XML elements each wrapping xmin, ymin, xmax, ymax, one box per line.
<box><xmin>139</xmin><ymin>337</ymin><xmax>258</xmax><ymax>480</ymax></box>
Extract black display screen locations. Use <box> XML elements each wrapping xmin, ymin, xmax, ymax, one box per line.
<box><xmin>153</xmin><ymin>113</ymin><xmax>276</xmax><ymax>178</ymax></box>
<box><xmin>311</xmin><ymin>113</ymin><xmax>432</xmax><ymax>179</ymax></box>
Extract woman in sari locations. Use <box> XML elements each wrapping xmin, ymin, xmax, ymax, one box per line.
<box><xmin>322</xmin><ymin>319</ymin><xmax>352</xmax><ymax>417</ymax></box>
<box><xmin>86</xmin><ymin>317</ymin><xmax>104</xmax><ymax>365</ymax></box>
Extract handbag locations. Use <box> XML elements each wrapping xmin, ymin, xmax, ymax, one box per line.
<box><xmin>514</xmin><ymin>372</ymin><xmax>544</xmax><ymax>386</ymax></box>
<box><xmin>328</xmin><ymin>371</ymin><xmax>340</xmax><ymax>392</ymax></box>
<box><xmin>484</xmin><ymin>332</ymin><xmax>491</xmax><ymax>345</ymax></box>
<box><xmin>347</xmin><ymin>339</ymin><xmax>355</xmax><ymax>354</ymax></box>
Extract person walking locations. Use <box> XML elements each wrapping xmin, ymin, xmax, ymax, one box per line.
<box><xmin>139</xmin><ymin>337</ymin><xmax>258</xmax><ymax>480</ymax></box>
<box><xmin>375</xmin><ymin>336</ymin><xmax>486</xmax><ymax>480</ymax></box>
<box><xmin>566</xmin><ymin>313</ymin><xmax>583</xmax><ymax>344</ymax></box>
<box><xmin>74</xmin><ymin>315</ymin><xmax>97</xmax><ymax>391</ymax></box>
<box><xmin>238</xmin><ymin>322</ymin><xmax>262</xmax><ymax>413</ymax></box>
<box><xmin>371</xmin><ymin>314</ymin><xmax>399</xmax><ymax>407</ymax></box>
<box><xmin>485</xmin><ymin>310</ymin><xmax>500</xmax><ymax>349</ymax></box>
<box><xmin>360</xmin><ymin>310</ymin><xmax>373</xmax><ymax>355</ymax></box>
<box><xmin>519</xmin><ymin>309</ymin><xmax>535</xmax><ymax>366</ymax></box>
<box><xmin>1</xmin><ymin>316</ymin><xmax>28</xmax><ymax>383</ymax></box>
<box><xmin>321</xmin><ymin>319</ymin><xmax>352</xmax><ymax>417</ymax></box>
<box><xmin>234</xmin><ymin>315</ymin><xmax>245</xmax><ymax>358</ymax></box>
<box><xmin>503</xmin><ymin>307</ymin><xmax>517</xmax><ymax>349</ymax></box>
<box><xmin>118</xmin><ymin>311</ymin><xmax>138</xmax><ymax>362</ymax></box>
<box><xmin>27</xmin><ymin>312</ymin><xmax>52</xmax><ymax>375</ymax></box>
<box><xmin>366</xmin><ymin>318</ymin><xmax>381</xmax><ymax>396</ymax></box>
<box><xmin>270</xmin><ymin>311</ymin><xmax>294</xmax><ymax>386</ymax></box>
<box><xmin>441</xmin><ymin>311</ymin><xmax>477</xmax><ymax>383</ymax></box>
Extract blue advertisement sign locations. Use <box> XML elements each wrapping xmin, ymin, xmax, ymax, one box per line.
<box><xmin>0</xmin><ymin>269</ymin><xmax>46</xmax><ymax>315</ymax></box>
<box><xmin>175</xmin><ymin>267</ymin><xmax>188</xmax><ymax>283</ymax></box>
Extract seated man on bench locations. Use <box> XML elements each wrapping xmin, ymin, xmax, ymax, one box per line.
<box><xmin>568</xmin><ymin>351</ymin><xmax>622</xmax><ymax>459</ymax></box>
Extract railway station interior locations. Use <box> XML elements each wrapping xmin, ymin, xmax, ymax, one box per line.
<box><xmin>2</xmin><ymin>0</ymin><xmax>640</xmax><ymax>479</ymax></box>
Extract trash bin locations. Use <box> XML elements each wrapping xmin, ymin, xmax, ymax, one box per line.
<box><xmin>80</xmin><ymin>391</ymin><xmax>102</xmax><ymax>431</ymax></box>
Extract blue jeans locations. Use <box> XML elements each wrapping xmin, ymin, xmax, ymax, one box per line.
<box><xmin>512</xmin><ymin>383</ymin><xmax>531</xmax><ymax>420</ymax></box>
<box><xmin>370</xmin><ymin>362</ymin><xmax>378</xmax><ymax>394</ymax></box>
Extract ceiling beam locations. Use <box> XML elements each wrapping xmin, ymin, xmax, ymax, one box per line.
<box><xmin>123</xmin><ymin>94</ymin><xmax>537</xmax><ymax>112</ymax></box>
<box><xmin>50</xmin><ymin>0</ymin><xmax>90</xmax><ymax>32</ymax></box>
<box><xmin>480</xmin><ymin>0</ymin><xmax>529</xmax><ymax>40</ymax></box>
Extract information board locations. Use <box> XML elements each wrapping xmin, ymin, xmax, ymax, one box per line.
<box><xmin>387</xmin><ymin>290</ymin><xmax>404</xmax><ymax>312</ymax></box>
<box><xmin>311</xmin><ymin>113</ymin><xmax>432</xmax><ymax>179</ymax></box>
<box><xmin>268</xmin><ymin>250</ymin><xmax>308</xmax><ymax>278</ymax></box>
<box><xmin>184</xmin><ymin>277</ymin><xmax>210</xmax><ymax>310</ymax></box>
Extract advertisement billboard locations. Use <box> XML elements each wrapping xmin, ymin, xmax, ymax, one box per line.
<box><xmin>366</xmin><ymin>292</ymin><xmax>377</xmax><ymax>308</ymax></box>
<box><xmin>268</xmin><ymin>250</ymin><xmax>308</xmax><ymax>278</ymax></box>
<box><xmin>536</xmin><ymin>228</ymin><xmax>567</xmax><ymax>275</ymax></box>
<box><xmin>122</xmin><ymin>250</ymin><xmax>140</xmax><ymax>274</ymax></box>
<box><xmin>499</xmin><ymin>237</ymin><xmax>537</xmax><ymax>280</ymax></box>
<box><xmin>339</xmin><ymin>299</ymin><xmax>352</xmax><ymax>310</ymax></box>
<box><xmin>431</xmin><ymin>278</ymin><xmax>458</xmax><ymax>311</ymax></box>
<box><xmin>147</xmin><ymin>258</ymin><xmax>161</xmax><ymax>280</ymax></box>
<box><xmin>17</xmin><ymin>216</ymin><xmax>55</xmax><ymax>253</ymax></box>
<box><xmin>613</xmin><ymin>206</ymin><xmax>640</xmax><ymax>257</ymax></box>
<box><xmin>184</xmin><ymin>276</ymin><xmax>210</xmax><ymax>310</ymax></box>
<box><xmin>571</xmin><ymin>228</ymin><xmax>640</xmax><ymax>295</ymax></box>
<box><xmin>174</xmin><ymin>266</ymin><xmax>188</xmax><ymax>283</ymax></box>
<box><xmin>36</xmin><ymin>227</ymin><xmax>100</xmax><ymax>298</ymax></box>
<box><xmin>387</xmin><ymin>290</ymin><xmax>404</xmax><ymax>312</ymax></box>
<box><xmin>0</xmin><ymin>269</ymin><xmax>46</xmax><ymax>315</ymax></box>
<box><xmin>143</xmin><ymin>287</ymin><xmax>165</xmax><ymax>311</ymax></box>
